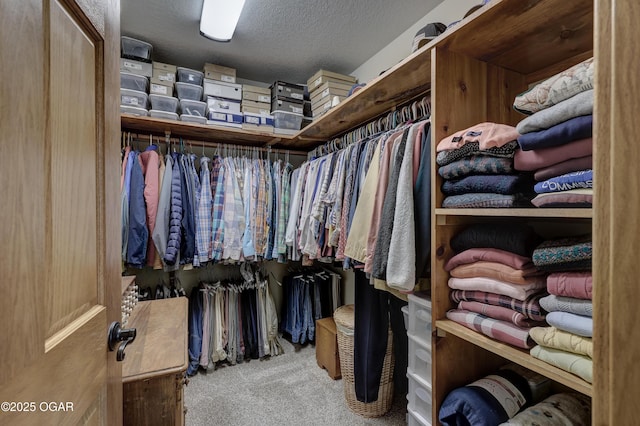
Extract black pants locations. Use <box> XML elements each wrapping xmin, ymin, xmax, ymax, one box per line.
<box><xmin>354</xmin><ymin>270</ymin><xmax>408</xmax><ymax>402</ymax></box>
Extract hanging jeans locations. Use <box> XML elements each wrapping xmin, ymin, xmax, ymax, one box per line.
<box><xmin>187</xmin><ymin>287</ymin><xmax>203</xmax><ymax>376</ymax></box>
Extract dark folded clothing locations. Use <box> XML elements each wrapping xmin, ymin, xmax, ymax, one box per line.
<box><xmin>533</xmin><ymin>235</ymin><xmax>592</xmax><ymax>272</ymax></box>
<box><xmin>438</xmin><ymin>155</ymin><xmax>515</xmax><ymax>180</ymax></box>
<box><xmin>442</xmin><ymin>174</ymin><xmax>532</xmax><ymax>196</ymax></box>
<box><xmin>436</xmin><ymin>140</ymin><xmax>519</xmax><ymax>167</ymax></box>
<box><xmin>517</xmin><ymin>115</ymin><xmax>592</xmax><ymax>151</ymax></box>
<box><xmin>534</xmin><ymin>169</ymin><xmax>592</xmax><ymax>194</ymax></box>
<box><xmin>443</xmin><ymin>193</ymin><xmax>531</xmax><ymax>208</ymax></box>
<box><xmin>451</xmin><ymin>223</ymin><xmax>542</xmax><ymax>257</ymax></box>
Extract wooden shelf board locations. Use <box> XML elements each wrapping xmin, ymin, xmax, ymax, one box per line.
<box><xmin>121</xmin><ymin>275</ymin><xmax>135</xmax><ymax>295</ymax></box>
<box><xmin>435</xmin><ymin>208</ymin><xmax>592</xmax><ymax>219</ymax></box>
<box><xmin>434</xmin><ymin>0</ymin><xmax>593</xmax><ymax>75</ymax></box>
<box><xmin>436</xmin><ymin>319</ymin><xmax>593</xmax><ymax>397</ymax></box>
<box><xmin>294</xmin><ymin>45</ymin><xmax>432</xmax><ymax>142</ymax></box>
<box><xmin>121</xmin><ymin>115</ymin><xmax>303</xmax><ymax>149</ymax></box>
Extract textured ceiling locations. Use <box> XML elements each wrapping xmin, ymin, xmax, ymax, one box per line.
<box><xmin>121</xmin><ymin>0</ymin><xmax>443</xmax><ymax>85</ymax></box>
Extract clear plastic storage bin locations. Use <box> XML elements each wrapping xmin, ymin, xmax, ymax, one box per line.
<box><xmin>121</xmin><ymin>36</ymin><xmax>152</xmax><ymax>61</ymax></box>
<box><xmin>177</xmin><ymin>67</ymin><xmax>204</xmax><ymax>86</ymax></box>
<box><xmin>120</xmin><ymin>105</ymin><xmax>148</xmax><ymax>116</ymax></box>
<box><xmin>408</xmin><ymin>334</ymin><xmax>432</xmax><ymax>384</ymax></box>
<box><xmin>408</xmin><ymin>406</ymin><xmax>431</xmax><ymax>426</ymax></box>
<box><xmin>175</xmin><ymin>82</ymin><xmax>203</xmax><ymax>101</ymax></box>
<box><xmin>407</xmin><ymin>370</ymin><xmax>433</xmax><ymax>423</ymax></box>
<box><xmin>272</xmin><ymin>110</ymin><xmax>303</xmax><ymax>130</ymax></box>
<box><xmin>120</xmin><ymin>88</ymin><xmax>148</xmax><ymax>108</ymax></box>
<box><xmin>180</xmin><ymin>99</ymin><xmax>207</xmax><ymax>117</ymax></box>
<box><xmin>149</xmin><ymin>94</ymin><xmax>179</xmax><ymax>113</ymax></box>
<box><xmin>149</xmin><ymin>110</ymin><xmax>178</xmax><ymax>121</ymax></box>
<box><xmin>180</xmin><ymin>114</ymin><xmax>207</xmax><ymax>124</ymax></box>
<box><xmin>120</xmin><ymin>72</ymin><xmax>148</xmax><ymax>92</ymax></box>
<box><xmin>408</xmin><ymin>293</ymin><xmax>432</xmax><ymax>343</ymax></box>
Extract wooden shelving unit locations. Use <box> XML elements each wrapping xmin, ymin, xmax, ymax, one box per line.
<box><xmin>435</xmin><ymin>208</ymin><xmax>592</xmax><ymax>219</ymax></box>
<box><xmin>437</xmin><ymin>320</ymin><xmax>593</xmax><ymax>397</ymax></box>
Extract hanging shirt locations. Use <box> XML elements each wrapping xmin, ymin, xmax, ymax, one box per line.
<box><xmin>195</xmin><ymin>157</ymin><xmax>212</xmax><ymax>265</ymax></box>
<box><xmin>277</xmin><ymin>163</ymin><xmax>293</xmax><ymax>258</ymax></box>
<box><xmin>126</xmin><ymin>152</ymin><xmax>149</xmax><ymax>268</ymax></box>
<box><xmin>242</xmin><ymin>160</ymin><xmax>256</xmax><ymax>260</ymax></box>
<box><xmin>222</xmin><ymin>157</ymin><xmax>244</xmax><ymax>261</ymax></box>
<box><xmin>153</xmin><ymin>154</ymin><xmax>173</xmax><ymax>270</ymax></box>
<box><xmin>210</xmin><ymin>162</ymin><xmax>226</xmax><ymax>262</ymax></box>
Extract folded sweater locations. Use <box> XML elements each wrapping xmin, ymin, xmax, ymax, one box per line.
<box><xmin>539</xmin><ymin>294</ymin><xmax>593</xmax><ymax>317</ymax></box>
<box><xmin>534</xmin><ymin>169</ymin><xmax>592</xmax><ymax>194</ymax></box>
<box><xmin>532</xmin><ymin>235</ymin><xmax>592</xmax><ymax>272</ymax></box>
<box><xmin>547</xmin><ymin>272</ymin><xmax>592</xmax><ymax>300</ymax></box>
<box><xmin>516</xmin><ymin>89</ymin><xmax>594</xmax><ymax>134</ymax></box>
<box><xmin>514</xmin><ymin>137</ymin><xmax>592</xmax><ymax>171</ymax></box>
<box><xmin>438</xmin><ymin>155</ymin><xmax>515</xmax><ymax>180</ymax></box>
<box><xmin>530</xmin><ymin>345</ymin><xmax>593</xmax><ymax>383</ymax></box>
<box><xmin>517</xmin><ymin>115</ymin><xmax>592</xmax><ymax>151</ymax></box>
<box><xmin>451</xmin><ymin>223</ymin><xmax>542</xmax><ymax>257</ymax></box>
<box><xmin>545</xmin><ymin>311</ymin><xmax>593</xmax><ymax>337</ymax></box>
<box><xmin>451</xmin><ymin>290</ymin><xmax>547</xmax><ymax>321</ymax></box>
<box><xmin>529</xmin><ymin>326</ymin><xmax>593</xmax><ymax>358</ymax></box>
<box><xmin>450</xmin><ymin>261</ymin><xmax>546</xmax><ymax>285</ymax></box>
<box><xmin>445</xmin><ymin>248</ymin><xmax>534</xmax><ymax>272</ymax></box>
<box><xmin>442</xmin><ymin>174</ymin><xmax>532</xmax><ymax>196</ymax></box>
<box><xmin>448</xmin><ymin>277</ymin><xmax>547</xmax><ymax>301</ymax></box>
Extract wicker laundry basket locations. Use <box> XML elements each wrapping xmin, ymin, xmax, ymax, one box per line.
<box><xmin>333</xmin><ymin>304</ymin><xmax>394</xmax><ymax>418</ymax></box>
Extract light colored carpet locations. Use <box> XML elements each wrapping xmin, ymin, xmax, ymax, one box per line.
<box><xmin>185</xmin><ymin>338</ymin><xmax>408</xmax><ymax>425</ymax></box>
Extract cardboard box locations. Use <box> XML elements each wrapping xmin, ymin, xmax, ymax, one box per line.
<box><xmin>152</xmin><ymin>61</ymin><xmax>177</xmax><ymax>73</ymax></box>
<box><xmin>316</xmin><ymin>317</ymin><xmax>341</xmax><ymax>380</ymax></box>
<box><xmin>307</xmin><ymin>69</ymin><xmax>356</xmax><ymax>92</ymax></box>
<box><xmin>271</xmin><ymin>81</ymin><xmax>305</xmax><ymax>102</ymax></box>
<box><xmin>271</xmin><ymin>98</ymin><xmax>304</xmax><ymax>115</ymax></box>
<box><xmin>207</xmin><ymin>96</ymin><xmax>241</xmax><ymax>114</ymax></box>
<box><xmin>153</xmin><ymin>68</ymin><xmax>176</xmax><ymax>83</ymax></box>
<box><xmin>312</xmin><ymin>95</ymin><xmax>346</xmax><ymax>114</ymax></box>
<box><xmin>207</xmin><ymin>111</ymin><xmax>243</xmax><ymax>128</ymax></box>
<box><xmin>243</xmin><ymin>91</ymin><xmax>271</xmax><ymax>103</ymax></box>
<box><xmin>203</xmin><ymin>63</ymin><xmax>237</xmax><ymax>83</ymax></box>
<box><xmin>242</xmin><ymin>84</ymin><xmax>271</xmax><ymax>96</ymax></box>
<box><xmin>310</xmin><ymin>81</ymin><xmax>353</xmax><ymax>103</ymax></box>
<box><xmin>203</xmin><ymin>79</ymin><xmax>242</xmax><ymax>101</ymax></box>
<box><xmin>120</xmin><ymin>58</ymin><xmax>152</xmax><ymax>77</ymax></box>
<box><xmin>241</xmin><ymin>100</ymin><xmax>271</xmax><ymax>116</ymax></box>
<box><xmin>242</xmin><ymin>112</ymin><xmax>275</xmax><ymax>133</ymax></box>
<box><xmin>149</xmin><ymin>77</ymin><xmax>174</xmax><ymax>96</ymax></box>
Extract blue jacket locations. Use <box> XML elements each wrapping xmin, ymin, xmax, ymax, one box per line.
<box><xmin>126</xmin><ymin>152</ymin><xmax>148</xmax><ymax>268</ymax></box>
<box><xmin>179</xmin><ymin>155</ymin><xmax>195</xmax><ymax>264</ymax></box>
<box><xmin>164</xmin><ymin>153</ymin><xmax>183</xmax><ymax>266</ymax></box>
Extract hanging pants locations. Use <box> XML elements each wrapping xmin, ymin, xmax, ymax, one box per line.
<box><xmin>354</xmin><ymin>269</ymin><xmax>409</xmax><ymax>402</ymax></box>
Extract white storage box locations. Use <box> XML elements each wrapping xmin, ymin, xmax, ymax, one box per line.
<box><xmin>180</xmin><ymin>99</ymin><xmax>207</xmax><ymax>117</ymax></box>
<box><xmin>176</xmin><ymin>67</ymin><xmax>204</xmax><ymax>86</ymax></box>
<box><xmin>180</xmin><ymin>114</ymin><xmax>207</xmax><ymax>124</ymax></box>
<box><xmin>408</xmin><ymin>333</ymin><xmax>432</xmax><ymax>384</ymax></box>
<box><xmin>407</xmin><ymin>370</ymin><xmax>433</xmax><ymax>423</ymax></box>
<box><xmin>120</xmin><ymin>72</ymin><xmax>148</xmax><ymax>92</ymax></box>
<box><xmin>207</xmin><ymin>96</ymin><xmax>241</xmax><ymax>113</ymax></box>
<box><xmin>203</xmin><ymin>79</ymin><xmax>242</xmax><ymax>101</ymax></box>
<box><xmin>149</xmin><ymin>94</ymin><xmax>178</xmax><ymax>113</ymax></box>
<box><xmin>121</xmin><ymin>36</ymin><xmax>152</xmax><ymax>61</ymax></box>
<box><xmin>120</xmin><ymin>88</ymin><xmax>148</xmax><ymax>108</ymax></box>
<box><xmin>120</xmin><ymin>58</ymin><xmax>152</xmax><ymax>78</ymax></box>
<box><xmin>273</xmin><ymin>110</ymin><xmax>303</xmax><ymax>130</ymax></box>
<box><xmin>408</xmin><ymin>406</ymin><xmax>431</xmax><ymax>426</ymax></box>
<box><xmin>152</xmin><ymin>68</ymin><xmax>176</xmax><ymax>83</ymax></box>
<box><xmin>203</xmin><ymin>63</ymin><xmax>236</xmax><ymax>83</ymax></box>
<box><xmin>207</xmin><ymin>111</ymin><xmax>243</xmax><ymax>128</ymax></box>
<box><xmin>175</xmin><ymin>82</ymin><xmax>203</xmax><ymax>101</ymax></box>
<box><xmin>243</xmin><ymin>112</ymin><xmax>274</xmax><ymax>127</ymax></box>
<box><xmin>120</xmin><ymin>105</ymin><xmax>148</xmax><ymax>116</ymax></box>
<box><xmin>408</xmin><ymin>293</ymin><xmax>432</xmax><ymax>343</ymax></box>
<box><xmin>149</xmin><ymin>110</ymin><xmax>178</xmax><ymax>121</ymax></box>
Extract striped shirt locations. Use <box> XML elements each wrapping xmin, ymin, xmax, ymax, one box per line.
<box><xmin>195</xmin><ymin>157</ymin><xmax>212</xmax><ymax>265</ymax></box>
<box><xmin>210</xmin><ymin>163</ymin><xmax>226</xmax><ymax>262</ymax></box>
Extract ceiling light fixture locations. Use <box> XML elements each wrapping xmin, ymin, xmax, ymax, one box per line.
<box><xmin>200</xmin><ymin>0</ymin><xmax>246</xmax><ymax>42</ymax></box>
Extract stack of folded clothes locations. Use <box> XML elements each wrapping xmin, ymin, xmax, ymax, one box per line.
<box><xmin>528</xmin><ymin>235</ymin><xmax>594</xmax><ymax>384</ymax></box>
<box><xmin>436</xmin><ymin>122</ymin><xmax>533</xmax><ymax>208</ymax></box>
<box><xmin>512</xmin><ymin>57</ymin><xmax>594</xmax><ymax>207</ymax></box>
<box><xmin>445</xmin><ymin>223</ymin><xmax>547</xmax><ymax>349</ymax></box>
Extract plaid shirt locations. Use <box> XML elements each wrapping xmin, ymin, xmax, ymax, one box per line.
<box><xmin>451</xmin><ymin>290</ymin><xmax>547</xmax><ymax>321</ymax></box>
<box><xmin>210</xmin><ymin>163</ymin><xmax>226</xmax><ymax>262</ymax></box>
<box><xmin>223</xmin><ymin>158</ymin><xmax>244</xmax><ymax>261</ymax></box>
<box><xmin>447</xmin><ymin>309</ymin><xmax>534</xmax><ymax>349</ymax></box>
<box><xmin>277</xmin><ymin>163</ymin><xmax>292</xmax><ymax>255</ymax></box>
<box><xmin>195</xmin><ymin>157</ymin><xmax>212</xmax><ymax>265</ymax></box>
<box><xmin>254</xmin><ymin>160</ymin><xmax>267</xmax><ymax>257</ymax></box>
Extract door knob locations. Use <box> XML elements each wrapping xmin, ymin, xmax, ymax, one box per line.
<box><xmin>108</xmin><ymin>321</ymin><xmax>137</xmax><ymax>362</ymax></box>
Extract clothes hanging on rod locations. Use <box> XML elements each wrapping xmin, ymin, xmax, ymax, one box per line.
<box><xmin>285</xmin><ymin>109</ymin><xmax>432</xmax><ymax>293</ymax></box>
<box><xmin>120</xmin><ymin>136</ymin><xmax>295</xmax><ymax>270</ymax></box>
<box><xmin>187</xmin><ymin>264</ymin><xmax>283</xmax><ymax>376</ymax></box>
<box><xmin>279</xmin><ymin>268</ymin><xmax>342</xmax><ymax>344</ymax></box>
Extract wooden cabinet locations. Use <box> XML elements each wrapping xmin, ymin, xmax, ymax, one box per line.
<box><xmin>122</xmin><ymin>298</ymin><xmax>189</xmax><ymax>426</ymax></box>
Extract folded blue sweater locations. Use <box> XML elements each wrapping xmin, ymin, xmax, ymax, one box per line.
<box><xmin>517</xmin><ymin>115</ymin><xmax>592</xmax><ymax>151</ymax></box>
<box><xmin>534</xmin><ymin>169</ymin><xmax>592</xmax><ymax>194</ymax></box>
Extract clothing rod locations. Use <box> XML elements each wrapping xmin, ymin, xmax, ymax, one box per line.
<box><xmin>123</xmin><ymin>132</ymin><xmax>307</xmax><ymax>156</ymax></box>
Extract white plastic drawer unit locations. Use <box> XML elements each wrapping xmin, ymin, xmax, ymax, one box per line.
<box><xmin>408</xmin><ymin>333</ymin><xmax>432</xmax><ymax>385</ymax></box>
<box><xmin>407</xmin><ymin>370</ymin><xmax>433</xmax><ymax>423</ymax></box>
<box><xmin>408</xmin><ymin>293</ymin><xmax>432</xmax><ymax>342</ymax></box>
<box><xmin>408</xmin><ymin>406</ymin><xmax>431</xmax><ymax>426</ymax></box>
